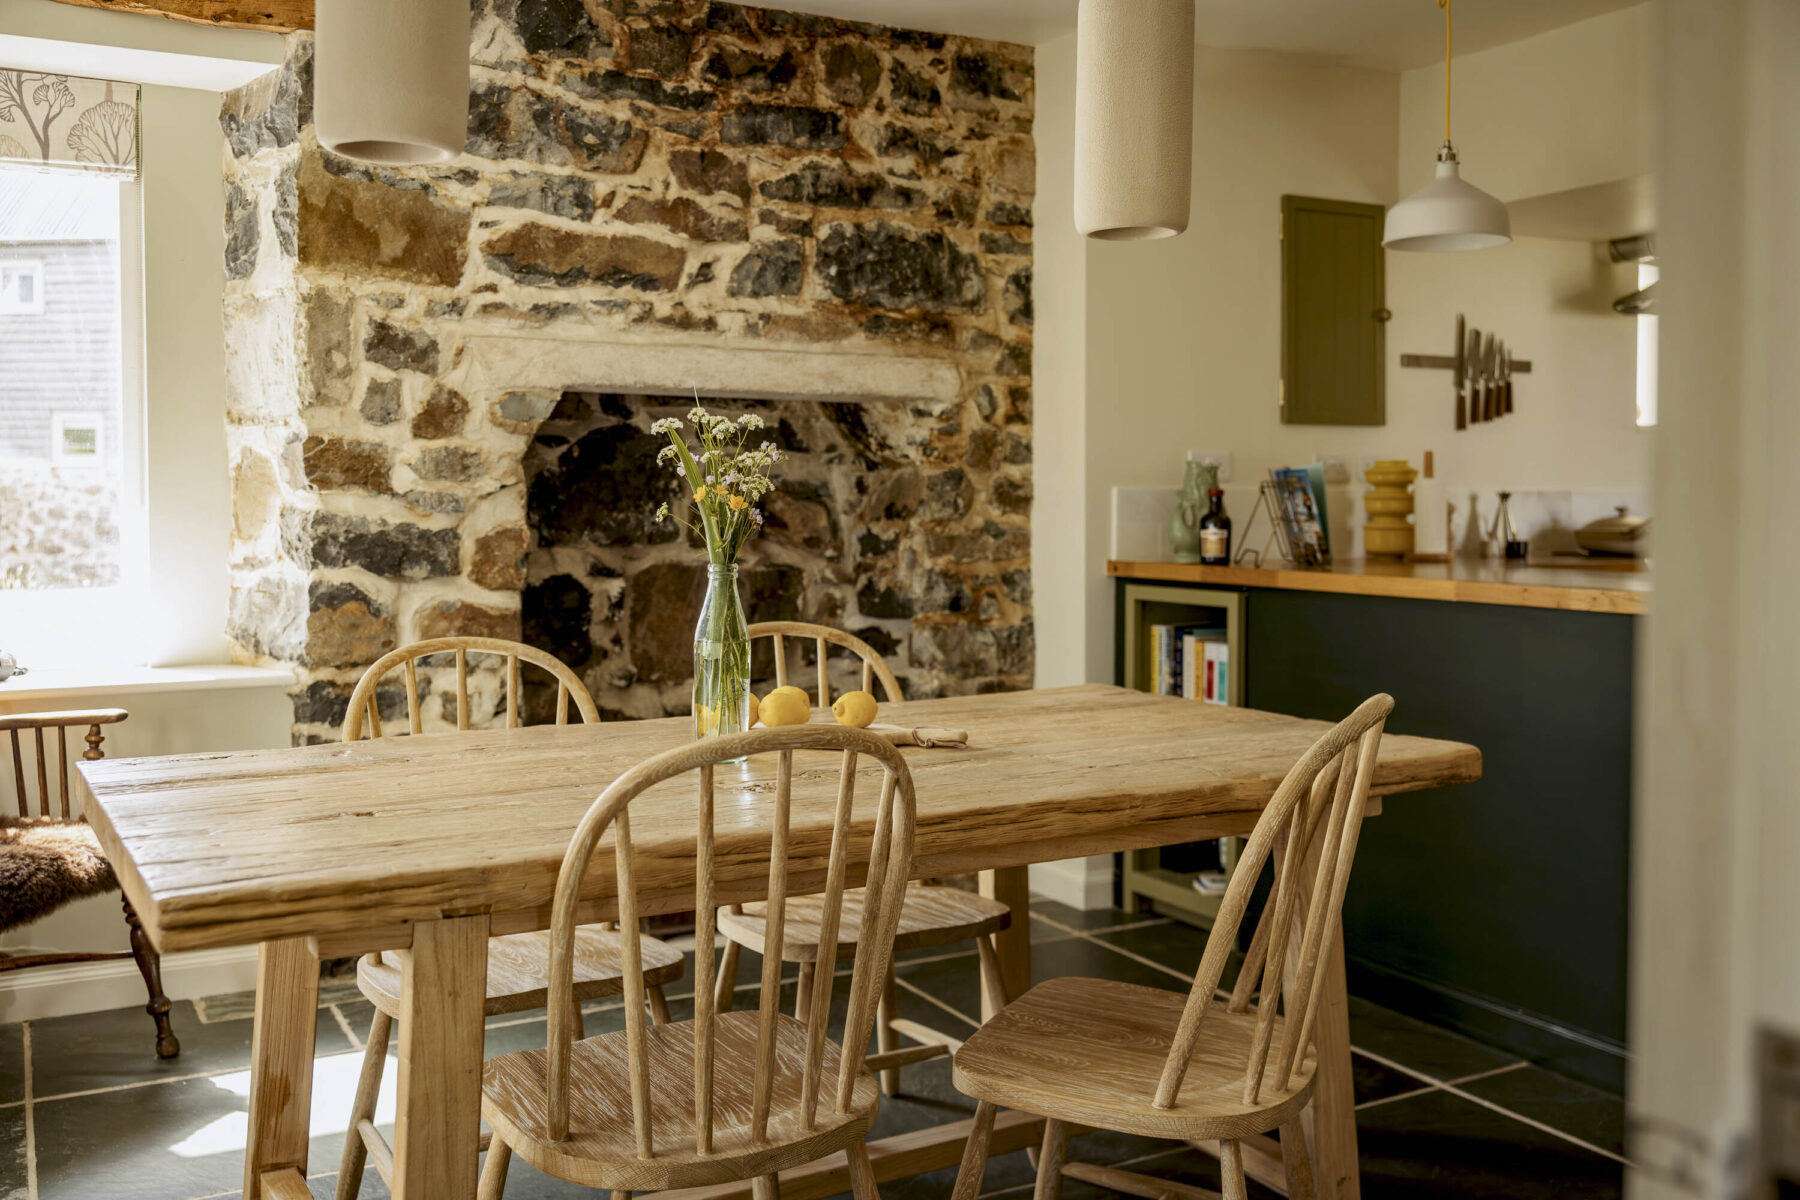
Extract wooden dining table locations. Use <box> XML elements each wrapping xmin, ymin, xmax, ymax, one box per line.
<box><xmin>78</xmin><ymin>684</ymin><xmax>1479</xmax><ymax>1200</ymax></box>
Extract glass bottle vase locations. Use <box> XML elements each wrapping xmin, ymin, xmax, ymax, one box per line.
<box><xmin>693</xmin><ymin>563</ymin><xmax>751</xmax><ymax>742</ymax></box>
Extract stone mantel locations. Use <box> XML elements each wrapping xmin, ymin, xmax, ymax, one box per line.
<box><xmin>451</xmin><ymin>328</ymin><xmax>963</xmax><ymax>406</ymax></box>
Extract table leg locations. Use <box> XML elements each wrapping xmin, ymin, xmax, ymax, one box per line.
<box><xmin>391</xmin><ymin>914</ymin><xmax>490</xmax><ymax>1200</ymax></box>
<box><xmin>1306</xmin><ymin>928</ymin><xmax>1360</xmax><ymax>1200</ymax></box>
<box><xmin>242</xmin><ymin>938</ymin><xmax>320</xmax><ymax>1199</ymax></box>
<box><xmin>978</xmin><ymin>867</ymin><xmax>1031</xmax><ymax>1020</ymax></box>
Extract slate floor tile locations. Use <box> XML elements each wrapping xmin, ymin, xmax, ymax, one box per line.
<box><xmin>1457</xmin><ymin>1064</ymin><xmax>1627</xmax><ymax>1157</ymax></box>
<box><xmin>0</xmin><ymin>1024</ymin><xmax>21</xmax><ymax>1107</ymax></box>
<box><xmin>0</xmin><ymin>1104</ymin><xmax>25</xmax><ymax>1200</ymax></box>
<box><xmin>1346</xmin><ymin>994</ymin><xmax>1522</xmax><ymax>1083</ymax></box>
<box><xmin>1355</xmin><ymin>1087</ymin><xmax>1625</xmax><ymax>1199</ymax></box>
<box><xmin>1354</xmin><ymin>1048</ymin><xmax>1435</xmax><ymax>1107</ymax></box>
<box><xmin>30</xmin><ymin>1002</ymin><xmax>353</xmax><ymax>1101</ymax></box>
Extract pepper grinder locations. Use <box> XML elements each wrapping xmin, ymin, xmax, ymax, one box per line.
<box><xmin>1488</xmin><ymin>491</ymin><xmax>1529</xmax><ymax>559</ymax></box>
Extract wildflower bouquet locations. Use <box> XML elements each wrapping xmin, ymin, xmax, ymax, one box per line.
<box><xmin>651</xmin><ymin>405</ymin><xmax>784</xmax><ymax>742</ymax></box>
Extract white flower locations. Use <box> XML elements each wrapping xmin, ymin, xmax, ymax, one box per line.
<box><xmin>655</xmin><ymin>502</ymin><xmax>670</xmax><ymax>521</ymax></box>
<box><xmin>738</xmin><ymin>414</ymin><xmax>766</xmax><ymax>429</ymax></box>
<box><xmin>651</xmin><ymin>417</ymin><xmax>681</xmax><ymax>434</ymax></box>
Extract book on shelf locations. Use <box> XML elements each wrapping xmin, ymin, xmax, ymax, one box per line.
<box><xmin>1201</xmin><ymin>639</ymin><xmax>1230</xmax><ymax>705</ymax></box>
<box><xmin>1179</xmin><ymin>627</ymin><xmax>1228</xmax><ymax>704</ymax></box>
<box><xmin>1151</xmin><ymin>621</ymin><xmax>1225</xmax><ymax>698</ymax></box>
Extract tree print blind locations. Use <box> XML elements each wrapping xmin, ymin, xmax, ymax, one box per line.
<box><xmin>0</xmin><ymin>70</ymin><xmax>139</xmax><ymax>178</ymax></box>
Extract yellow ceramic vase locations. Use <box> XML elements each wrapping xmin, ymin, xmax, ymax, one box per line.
<box><xmin>1364</xmin><ymin>459</ymin><xmax>1419</xmax><ymax>558</ymax></box>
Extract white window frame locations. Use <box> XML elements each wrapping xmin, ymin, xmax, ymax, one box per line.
<box><xmin>1636</xmin><ymin>263</ymin><xmax>1660</xmax><ymax>429</ymax></box>
<box><xmin>0</xmin><ymin>259</ymin><xmax>45</xmax><ymax>315</ymax></box>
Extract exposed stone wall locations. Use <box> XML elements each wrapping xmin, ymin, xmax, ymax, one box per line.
<box><xmin>0</xmin><ymin>468</ymin><xmax>119</xmax><ymax>590</ymax></box>
<box><xmin>220</xmin><ymin>1</ymin><xmax>1034</xmax><ymax>742</ymax></box>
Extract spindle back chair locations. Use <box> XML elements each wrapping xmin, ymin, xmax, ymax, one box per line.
<box><xmin>949</xmin><ymin>694</ymin><xmax>1394</xmax><ymax>1200</ymax></box>
<box><xmin>0</xmin><ymin>708</ymin><xmax>178</xmax><ymax>1058</ymax></box>
<box><xmin>479</xmin><ymin>724</ymin><xmax>917</xmax><ymax>1197</ymax></box>
<box><xmin>334</xmin><ymin>638</ymin><xmax>683</xmax><ymax>1200</ymax></box>
<box><xmin>5</xmin><ymin>708</ymin><xmax>126</xmax><ymax>819</ymax></box>
<box><xmin>749</xmin><ymin>621</ymin><xmax>902</xmax><ymax>705</ymax></box>
<box><xmin>724</xmin><ymin>622</ymin><xmax>1008</xmax><ymax>1097</ymax></box>
<box><xmin>342</xmin><ymin>636</ymin><xmax>600</xmax><ymax>740</ymax></box>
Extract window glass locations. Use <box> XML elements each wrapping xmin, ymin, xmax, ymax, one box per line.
<box><xmin>0</xmin><ymin>171</ymin><xmax>124</xmax><ymax>592</ymax></box>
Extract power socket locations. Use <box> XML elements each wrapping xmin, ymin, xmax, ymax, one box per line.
<box><xmin>1315</xmin><ymin>454</ymin><xmax>1351</xmax><ymax>484</ymax></box>
<box><xmin>1186</xmin><ymin>450</ymin><xmax>1232</xmax><ymax>483</ymax></box>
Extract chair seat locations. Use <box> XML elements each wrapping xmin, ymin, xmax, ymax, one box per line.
<box><xmin>717</xmin><ymin>885</ymin><xmax>1010</xmax><ymax>962</ymax></box>
<box><xmin>482</xmin><ymin>1008</ymin><xmax>880</xmax><ymax>1192</ymax></box>
<box><xmin>357</xmin><ymin>926</ymin><xmax>684</xmax><ymax>1018</ymax></box>
<box><xmin>952</xmin><ymin>976</ymin><xmax>1316</xmax><ymax>1141</ymax></box>
<box><xmin>0</xmin><ymin>817</ymin><xmax>116</xmax><ymax>933</ymax></box>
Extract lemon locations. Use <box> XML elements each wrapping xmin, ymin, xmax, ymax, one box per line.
<box><xmin>747</xmin><ymin>690</ymin><xmax>760</xmax><ymax>728</ymax></box>
<box><xmin>832</xmin><ymin>690</ymin><xmax>878</xmax><ymax>729</ymax></box>
<box><xmin>759</xmin><ymin>688</ymin><xmax>811</xmax><ymax>727</ymax></box>
<box><xmin>770</xmin><ymin>684</ymin><xmax>809</xmax><ymax>705</ymax></box>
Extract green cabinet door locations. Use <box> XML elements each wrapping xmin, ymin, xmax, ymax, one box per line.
<box><xmin>1281</xmin><ymin>195</ymin><xmax>1387</xmax><ymax>426</ymax></box>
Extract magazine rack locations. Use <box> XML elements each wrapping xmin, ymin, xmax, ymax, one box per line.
<box><xmin>1233</xmin><ymin>479</ymin><xmax>1329</xmax><ymax>568</ymax></box>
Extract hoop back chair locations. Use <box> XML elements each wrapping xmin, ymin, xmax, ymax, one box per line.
<box><xmin>335</xmin><ymin>638</ymin><xmax>684</xmax><ymax>1200</ymax></box>
<box><xmin>950</xmin><ymin>694</ymin><xmax>1395</xmax><ymax>1200</ymax></box>
<box><xmin>0</xmin><ymin>708</ymin><xmax>178</xmax><ymax>1058</ymax></box>
<box><xmin>718</xmin><ymin>621</ymin><xmax>1012</xmax><ymax>1094</ymax></box>
<box><xmin>479</xmin><ymin>724</ymin><xmax>917</xmax><ymax>1200</ymax></box>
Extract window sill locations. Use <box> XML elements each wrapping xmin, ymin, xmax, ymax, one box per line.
<box><xmin>0</xmin><ymin>664</ymin><xmax>294</xmax><ymax>705</ymax></box>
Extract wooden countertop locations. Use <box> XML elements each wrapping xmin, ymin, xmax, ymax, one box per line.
<box><xmin>1108</xmin><ymin>558</ymin><xmax>1650</xmax><ymax>615</ymax></box>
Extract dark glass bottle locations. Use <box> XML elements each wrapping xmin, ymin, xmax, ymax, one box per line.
<box><xmin>1199</xmin><ymin>489</ymin><xmax>1231</xmax><ymax>565</ymax></box>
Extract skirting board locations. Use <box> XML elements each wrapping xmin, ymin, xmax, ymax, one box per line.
<box><xmin>1346</xmin><ymin>955</ymin><xmax>1630</xmax><ymax>1094</ymax></box>
<box><xmin>1028</xmin><ymin>855</ymin><xmax>1114</xmax><ymax>910</ymax></box>
<box><xmin>0</xmin><ymin>946</ymin><xmax>260</xmax><ymax>1024</ymax></box>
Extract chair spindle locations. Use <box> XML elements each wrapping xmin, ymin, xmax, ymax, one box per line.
<box><xmin>750</xmin><ymin>749</ymin><xmax>795</xmax><ymax>1143</ymax></box>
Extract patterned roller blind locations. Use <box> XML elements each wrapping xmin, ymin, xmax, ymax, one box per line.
<box><xmin>0</xmin><ymin>69</ymin><xmax>140</xmax><ymax>179</ymax></box>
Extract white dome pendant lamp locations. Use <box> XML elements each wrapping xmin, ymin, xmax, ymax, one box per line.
<box><xmin>315</xmin><ymin>0</ymin><xmax>471</xmax><ymax>166</ymax></box>
<box><xmin>1383</xmin><ymin>0</ymin><xmax>1511</xmax><ymax>252</ymax></box>
<box><xmin>1074</xmin><ymin>0</ymin><xmax>1196</xmax><ymax>240</ymax></box>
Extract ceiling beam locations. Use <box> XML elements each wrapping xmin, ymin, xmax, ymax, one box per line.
<box><xmin>44</xmin><ymin>0</ymin><xmax>312</xmax><ymax>33</ymax></box>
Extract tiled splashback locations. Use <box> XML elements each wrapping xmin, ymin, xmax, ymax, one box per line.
<box><xmin>1112</xmin><ymin>484</ymin><xmax>1650</xmax><ymax>563</ymax></box>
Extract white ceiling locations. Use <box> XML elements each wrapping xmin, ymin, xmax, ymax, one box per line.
<box><xmin>772</xmin><ymin>0</ymin><xmax>1646</xmax><ymax>71</ymax></box>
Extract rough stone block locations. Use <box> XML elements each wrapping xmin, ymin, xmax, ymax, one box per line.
<box><xmin>721</xmin><ymin>105</ymin><xmax>845</xmax><ymax>150</ymax></box>
<box><xmin>310</xmin><ymin>513</ymin><xmax>461</xmax><ymax>579</ymax></box>
<box><xmin>614</xmin><ymin>195</ymin><xmax>748</xmax><ymax>243</ymax></box>
<box><xmin>728</xmin><ymin>239</ymin><xmax>804</xmax><ymax>298</ymax></box>
<box><xmin>297</xmin><ymin>156</ymin><xmax>470</xmax><ymax>287</ymax></box>
<box><xmin>415</xmin><ymin>599</ymin><xmax>523</xmax><ymax>642</ymax></box>
<box><xmin>816</xmin><ymin>222</ymin><xmax>984</xmax><ymax>311</ymax></box>
<box><xmin>759</xmin><ymin>164</ymin><xmax>922</xmax><ymax>211</ymax></box>
<box><xmin>487</xmin><ymin>173</ymin><xmax>598</xmax><ymax>222</ymax></box>
<box><xmin>483</xmin><ymin>223</ymin><xmax>686</xmax><ymax>289</ymax></box>
<box><xmin>302</xmin><ymin>436</ymin><xmax>393</xmax><ymax>493</ymax></box>
<box><xmin>410</xmin><ymin>446</ymin><xmax>487</xmax><ymax>482</ymax></box>
<box><xmin>668</xmin><ymin>148</ymin><xmax>751</xmax><ymax>201</ymax></box>
<box><xmin>470</xmin><ymin>525</ymin><xmax>530</xmax><ymax>592</ymax></box>
<box><xmin>306</xmin><ymin>580</ymin><xmax>395</xmax><ymax>669</ymax></box>
<box><xmin>411</xmin><ymin>385</ymin><xmax>470</xmax><ymax>440</ymax></box>
<box><xmin>363</xmin><ymin>319</ymin><xmax>441</xmax><ymax>375</ymax></box>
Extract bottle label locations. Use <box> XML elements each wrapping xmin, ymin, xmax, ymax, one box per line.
<box><xmin>1201</xmin><ymin>529</ymin><xmax>1228</xmax><ymax>560</ymax></box>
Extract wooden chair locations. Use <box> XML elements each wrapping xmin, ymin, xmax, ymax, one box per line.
<box><xmin>716</xmin><ymin>621</ymin><xmax>1012</xmax><ymax>1093</ymax></box>
<box><xmin>478</xmin><ymin>723</ymin><xmax>917</xmax><ymax>1200</ymax></box>
<box><xmin>0</xmin><ymin>708</ymin><xmax>178</xmax><ymax>1058</ymax></box>
<box><xmin>948</xmin><ymin>694</ymin><xmax>1395</xmax><ymax>1200</ymax></box>
<box><xmin>335</xmin><ymin>637</ymin><xmax>684</xmax><ymax>1200</ymax></box>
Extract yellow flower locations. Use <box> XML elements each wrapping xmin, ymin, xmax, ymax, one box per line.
<box><xmin>693</xmin><ymin>485</ymin><xmax>708</xmax><ymax>501</ymax></box>
<box><xmin>728</xmin><ymin>494</ymin><xmax>748</xmax><ymax>511</ymax></box>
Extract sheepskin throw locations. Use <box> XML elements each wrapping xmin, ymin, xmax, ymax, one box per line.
<box><xmin>0</xmin><ymin>816</ymin><xmax>117</xmax><ymax>932</ymax></box>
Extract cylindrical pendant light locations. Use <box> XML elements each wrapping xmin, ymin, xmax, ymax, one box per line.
<box><xmin>1074</xmin><ymin>0</ymin><xmax>1196</xmax><ymax>241</ymax></box>
<box><xmin>315</xmin><ymin>0</ymin><xmax>471</xmax><ymax>166</ymax></box>
<box><xmin>1384</xmin><ymin>0</ymin><xmax>1509</xmax><ymax>251</ymax></box>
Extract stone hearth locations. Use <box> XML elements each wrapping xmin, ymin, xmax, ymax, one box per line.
<box><xmin>219</xmin><ymin>1</ymin><xmax>1034</xmax><ymax>742</ymax></box>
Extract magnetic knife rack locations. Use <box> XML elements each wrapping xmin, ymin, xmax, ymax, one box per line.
<box><xmin>1402</xmin><ymin>313</ymin><xmax>1531</xmax><ymax>429</ymax></box>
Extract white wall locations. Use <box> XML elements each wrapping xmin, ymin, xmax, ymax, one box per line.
<box><xmin>1031</xmin><ymin>8</ymin><xmax>1656</xmax><ymax>687</ymax></box>
<box><xmin>140</xmin><ymin>82</ymin><xmax>236</xmax><ymax>666</ymax></box>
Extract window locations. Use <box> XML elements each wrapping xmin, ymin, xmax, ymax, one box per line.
<box><xmin>0</xmin><ymin>170</ymin><xmax>134</xmax><ymax>606</ymax></box>
<box><xmin>0</xmin><ymin>260</ymin><xmax>44</xmax><ymax>315</ymax></box>
<box><xmin>1636</xmin><ymin>263</ymin><xmax>1659</xmax><ymax>428</ymax></box>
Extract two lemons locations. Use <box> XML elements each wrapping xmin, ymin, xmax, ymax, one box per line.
<box><xmin>752</xmin><ymin>685</ymin><xmax>880</xmax><ymax>729</ymax></box>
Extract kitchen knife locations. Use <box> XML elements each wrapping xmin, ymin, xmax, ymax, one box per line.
<box><xmin>1503</xmin><ymin>345</ymin><xmax>1514</xmax><ymax>414</ymax></box>
<box><xmin>1468</xmin><ymin>328</ymin><xmax>1485</xmax><ymax>423</ymax></box>
<box><xmin>1481</xmin><ymin>332</ymin><xmax>1497</xmax><ymax>420</ymax></box>
<box><xmin>1454</xmin><ymin>313</ymin><xmax>1467</xmax><ymax>430</ymax></box>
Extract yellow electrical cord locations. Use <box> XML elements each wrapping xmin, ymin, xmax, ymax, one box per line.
<box><xmin>1441</xmin><ymin>0</ymin><xmax>1452</xmax><ymax>143</ymax></box>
